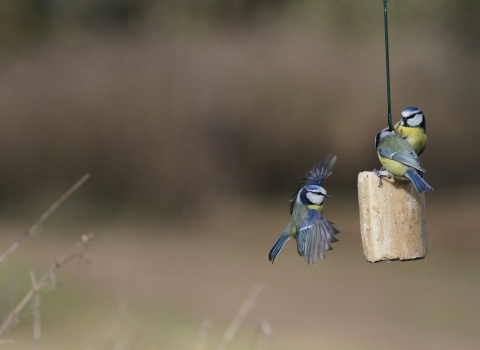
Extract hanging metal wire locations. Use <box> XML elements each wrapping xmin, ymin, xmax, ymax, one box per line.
<box><xmin>383</xmin><ymin>0</ymin><xmax>393</xmax><ymax>131</ymax></box>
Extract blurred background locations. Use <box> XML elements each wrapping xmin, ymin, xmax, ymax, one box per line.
<box><xmin>0</xmin><ymin>0</ymin><xmax>480</xmax><ymax>349</ymax></box>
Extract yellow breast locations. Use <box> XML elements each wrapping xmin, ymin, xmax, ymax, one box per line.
<box><xmin>397</xmin><ymin>126</ymin><xmax>427</xmax><ymax>155</ymax></box>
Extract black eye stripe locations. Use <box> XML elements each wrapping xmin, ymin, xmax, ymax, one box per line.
<box><xmin>310</xmin><ymin>190</ymin><xmax>326</xmax><ymax>196</ymax></box>
<box><xmin>404</xmin><ymin>112</ymin><xmax>422</xmax><ymax>119</ymax></box>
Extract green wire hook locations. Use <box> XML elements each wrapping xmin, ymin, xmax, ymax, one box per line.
<box><xmin>383</xmin><ymin>0</ymin><xmax>393</xmax><ymax>131</ymax></box>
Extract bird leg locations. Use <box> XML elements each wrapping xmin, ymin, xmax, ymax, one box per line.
<box><xmin>373</xmin><ymin>169</ymin><xmax>391</xmax><ymax>187</ymax></box>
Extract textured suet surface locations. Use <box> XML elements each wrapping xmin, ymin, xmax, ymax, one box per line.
<box><xmin>358</xmin><ymin>171</ymin><xmax>428</xmax><ymax>262</ymax></box>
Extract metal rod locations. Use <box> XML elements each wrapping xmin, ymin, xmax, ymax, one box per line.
<box><xmin>383</xmin><ymin>0</ymin><xmax>393</xmax><ymax>130</ymax></box>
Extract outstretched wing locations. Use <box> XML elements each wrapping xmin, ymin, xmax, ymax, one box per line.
<box><xmin>290</xmin><ymin>154</ymin><xmax>337</xmax><ymax>214</ymax></box>
<box><xmin>296</xmin><ymin>210</ymin><xmax>340</xmax><ymax>265</ymax></box>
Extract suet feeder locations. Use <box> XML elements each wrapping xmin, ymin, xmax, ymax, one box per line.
<box><xmin>358</xmin><ymin>171</ymin><xmax>428</xmax><ymax>262</ymax></box>
<box><xmin>358</xmin><ymin>0</ymin><xmax>429</xmax><ymax>263</ymax></box>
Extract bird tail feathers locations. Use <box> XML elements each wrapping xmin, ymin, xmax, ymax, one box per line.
<box><xmin>268</xmin><ymin>233</ymin><xmax>290</xmax><ymax>264</ymax></box>
<box><xmin>406</xmin><ymin>169</ymin><xmax>433</xmax><ymax>193</ymax></box>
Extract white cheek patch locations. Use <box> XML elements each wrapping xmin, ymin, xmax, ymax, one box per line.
<box><xmin>306</xmin><ymin>192</ymin><xmax>324</xmax><ymax>205</ymax></box>
<box><xmin>407</xmin><ymin>113</ymin><xmax>423</xmax><ymax>127</ymax></box>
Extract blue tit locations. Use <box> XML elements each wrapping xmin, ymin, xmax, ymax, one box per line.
<box><xmin>269</xmin><ymin>155</ymin><xmax>339</xmax><ymax>265</ymax></box>
<box><xmin>395</xmin><ymin>107</ymin><xmax>427</xmax><ymax>156</ymax></box>
<box><xmin>375</xmin><ymin>130</ymin><xmax>433</xmax><ymax>193</ymax></box>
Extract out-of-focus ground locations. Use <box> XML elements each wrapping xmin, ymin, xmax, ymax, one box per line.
<box><xmin>1</xmin><ymin>187</ymin><xmax>480</xmax><ymax>349</ymax></box>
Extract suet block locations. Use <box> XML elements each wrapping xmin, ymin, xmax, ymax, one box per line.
<box><xmin>358</xmin><ymin>171</ymin><xmax>428</xmax><ymax>263</ymax></box>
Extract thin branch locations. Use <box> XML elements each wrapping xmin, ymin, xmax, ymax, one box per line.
<box><xmin>0</xmin><ymin>173</ymin><xmax>90</xmax><ymax>264</ymax></box>
<box><xmin>193</xmin><ymin>318</ymin><xmax>212</xmax><ymax>350</ymax></box>
<box><xmin>249</xmin><ymin>318</ymin><xmax>273</xmax><ymax>349</ymax></box>
<box><xmin>0</xmin><ymin>234</ymin><xmax>93</xmax><ymax>338</ymax></box>
<box><xmin>29</xmin><ymin>270</ymin><xmax>41</xmax><ymax>350</ymax></box>
<box><xmin>259</xmin><ymin>318</ymin><xmax>273</xmax><ymax>343</ymax></box>
<box><xmin>104</xmin><ymin>264</ymin><xmax>137</xmax><ymax>350</ymax></box>
<box><xmin>216</xmin><ymin>282</ymin><xmax>264</xmax><ymax>350</ymax></box>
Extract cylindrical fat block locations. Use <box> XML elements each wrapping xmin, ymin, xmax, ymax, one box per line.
<box><xmin>358</xmin><ymin>171</ymin><xmax>428</xmax><ymax>263</ymax></box>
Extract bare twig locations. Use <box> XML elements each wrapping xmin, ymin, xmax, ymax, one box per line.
<box><xmin>104</xmin><ymin>264</ymin><xmax>137</xmax><ymax>350</ymax></box>
<box><xmin>0</xmin><ymin>233</ymin><xmax>93</xmax><ymax>337</ymax></box>
<box><xmin>193</xmin><ymin>318</ymin><xmax>212</xmax><ymax>350</ymax></box>
<box><xmin>259</xmin><ymin>318</ymin><xmax>273</xmax><ymax>343</ymax></box>
<box><xmin>216</xmin><ymin>282</ymin><xmax>264</xmax><ymax>350</ymax></box>
<box><xmin>249</xmin><ymin>318</ymin><xmax>273</xmax><ymax>349</ymax></box>
<box><xmin>0</xmin><ymin>279</ymin><xmax>18</xmax><ymax>326</ymax></box>
<box><xmin>29</xmin><ymin>270</ymin><xmax>41</xmax><ymax>350</ymax></box>
<box><xmin>0</xmin><ymin>173</ymin><xmax>90</xmax><ymax>264</ymax></box>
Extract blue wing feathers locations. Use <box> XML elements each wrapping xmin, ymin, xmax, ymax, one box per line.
<box><xmin>273</xmin><ymin>155</ymin><xmax>339</xmax><ymax>264</ymax></box>
<box><xmin>378</xmin><ymin>147</ymin><xmax>425</xmax><ymax>173</ymax></box>
<box><xmin>290</xmin><ymin>155</ymin><xmax>337</xmax><ymax>214</ymax></box>
<box><xmin>296</xmin><ymin>210</ymin><xmax>340</xmax><ymax>265</ymax></box>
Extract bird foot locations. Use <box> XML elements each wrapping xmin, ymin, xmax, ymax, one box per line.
<box><xmin>373</xmin><ymin>169</ymin><xmax>391</xmax><ymax>187</ymax></box>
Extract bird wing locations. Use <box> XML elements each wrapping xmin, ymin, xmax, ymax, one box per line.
<box><xmin>378</xmin><ymin>147</ymin><xmax>426</xmax><ymax>173</ymax></box>
<box><xmin>296</xmin><ymin>210</ymin><xmax>339</xmax><ymax>265</ymax></box>
<box><xmin>290</xmin><ymin>154</ymin><xmax>337</xmax><ymax>214</ymax></box>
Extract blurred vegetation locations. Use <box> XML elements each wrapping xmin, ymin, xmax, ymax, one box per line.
<box><xmin>1</xmin><ymin>1</ymin><xmax>479</xmax><ymax>47</ymax></box>
<box><xmin>0</xmin><ymin>0</ymin><xmax>479</xmax><ymax>216</ymax></box>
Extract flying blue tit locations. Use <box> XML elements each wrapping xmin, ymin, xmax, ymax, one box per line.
<box><xmin>269</xmin><ymin>155</ymin><xmax>339</xmax><ymax>265</ymax></box>
<box><xmin>395</xmin><ymin>107</ymin><xmax>427</xmax><ymax>156</ymax></box>
<box><xmin>375</xmin><ymin>130</ymin><xmax>433</xmax><ymax>193</ymax></box>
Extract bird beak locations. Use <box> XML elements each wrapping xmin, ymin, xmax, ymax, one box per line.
<box><xmin>325</xmin><ymin>193</ymin><xmax>331</xmax><ymax>198</ymax></box>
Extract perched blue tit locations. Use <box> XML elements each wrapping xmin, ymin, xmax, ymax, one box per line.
<box><xmin>395</xmin><ymin>107</ymin><xmax>427</xmax><ymax>156</ymax></box>
<box><xmin>269</xmin><ymin>155</ymin><xmax>339</xmax><ymax>265</ymax></box>
<box><xmin>375</xmin><ymin>130</ymin><xmax>433</xmax><ymax>193</ymax></box>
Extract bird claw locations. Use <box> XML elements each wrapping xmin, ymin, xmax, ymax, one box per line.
<box><xmin>373</xmin><ymin>169</ymin><xmax>389</xmax><ymax>187</ymax></box>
